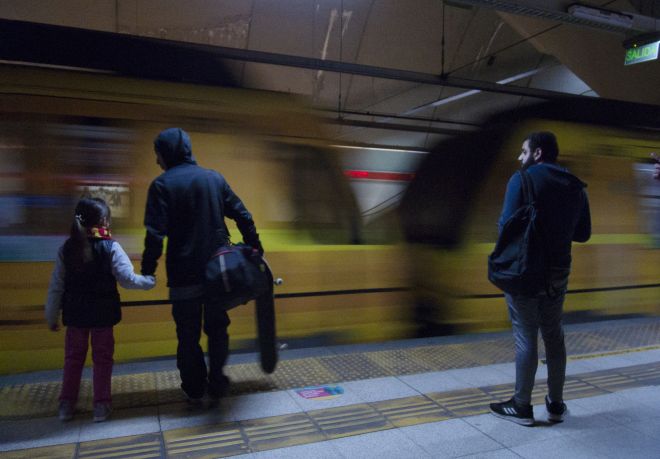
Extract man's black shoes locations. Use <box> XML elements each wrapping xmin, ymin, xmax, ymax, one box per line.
<box><xmin>207</xmin><ymin>375</ymin><xmax>231</xmax><ymax>407</ymax></box>
<box><xmin>185</xmin><ymin>396</ymin><xmax>204</xmax><ymax>410</ymax></box>
<box><xmin>545</xmin><ymin>395</ymin><xmax>567</xmax><ymax>422</ymax></box>
<box><xmin>489</xmin><ymin>398</ymin><xmax>535</xmax><ymax>426</ymax></box>
<box><xmin>208</xmin><ymin>375</ymin><xmax>231</xmax><ymax>400</ymax></box>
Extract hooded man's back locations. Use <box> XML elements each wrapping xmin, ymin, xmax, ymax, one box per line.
<box><xmin>142</xmin><ymin>128</ymin><xmax>260</xmax><ymax>289</ymax></box>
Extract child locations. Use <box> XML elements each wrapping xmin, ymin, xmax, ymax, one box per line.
<box><xmin>45</xmin><ymin>197</ymin><xmax>155</xmax><ymax>422</ymax></box>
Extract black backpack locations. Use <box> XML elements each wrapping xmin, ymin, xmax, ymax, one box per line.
<box><xmin>488</xmin><ymin>170</ymin><xmax>547</xmax><ymax>295</ymax></box>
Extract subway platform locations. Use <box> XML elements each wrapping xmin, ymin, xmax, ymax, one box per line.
<box><xmin>1</xmin><ymin>316</ymin><xmax>660</xmax><ymax>458</ymax></box>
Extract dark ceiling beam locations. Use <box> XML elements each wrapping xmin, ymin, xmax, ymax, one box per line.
<box><xmin>217</xmin><ymin>46</ymin><xmax>576</xmax><ymax>100</ymax></box>
<box><xmin>0</xmin><ymin>19</ymin><xmax>239</xmax><ymax>86</ymax></box>
<box><xmin>0</xmin><ymin>18</ymin><xmax>581</xmax><ymax>101</ymax></box>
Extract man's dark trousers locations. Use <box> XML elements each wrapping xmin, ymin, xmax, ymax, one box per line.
<box><xmin>172</xmin><ymin>298</ymin><xmax>231</xmax><ymax>399</ymax></box>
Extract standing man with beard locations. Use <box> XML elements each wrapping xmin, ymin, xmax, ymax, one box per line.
<box><xmin>489</xmin><ymin>132</ymin><xmax>591</xmax><ymax>426</ymax></box>
<box><xmin>141</xmin><ymin>128</ymin><xmax>263</xmax><ymax>406</ymax></box>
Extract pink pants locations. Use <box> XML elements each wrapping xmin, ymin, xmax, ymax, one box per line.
<box><xmin>59</xmin><ymin>326</ymin><xmax>114</xmax><ymax>404</ymax></box>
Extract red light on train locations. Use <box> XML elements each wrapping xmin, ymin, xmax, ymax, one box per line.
<box><xmin>344</xmin><ymin>170</ymin><xmax>415</xmax><ymax>181</ymax></box>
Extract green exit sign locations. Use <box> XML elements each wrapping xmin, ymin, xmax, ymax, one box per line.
<box><xmin>625</xmin><ymin>41</ymin><xmax>659</xmax><ymax>65</ymax></box>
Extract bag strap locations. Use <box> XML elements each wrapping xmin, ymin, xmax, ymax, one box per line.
<box><xmin>520</xmin><ymin>169</ymin><xmax>560</xmax><ymax>298</ymax></box>
<box><xmin>519</xmin><ymin>169</ymin><xmax>534</xmax><ymax>205</ymax></box>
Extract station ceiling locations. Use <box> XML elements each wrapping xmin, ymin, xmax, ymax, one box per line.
<box><xmin>1</xmin><ymin>0</ymin><xmax>659</xmax><ymax>151</ymax></box>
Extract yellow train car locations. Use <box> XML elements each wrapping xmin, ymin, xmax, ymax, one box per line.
<box><xmin>0</xmin><ymin>64</ymin><xmax>412</xmax><ymax>374</ymax></box>
<box><xmin>401</xmin><ymin>100</ymin><xmax>660</xmax><ymax>335</ymax></box>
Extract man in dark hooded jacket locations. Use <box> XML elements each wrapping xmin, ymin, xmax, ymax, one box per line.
<box><xmin>489</xmin><ymin>131</ymin><xmax>591</xmax><ymax>426</ymax></box>
<box><xmin>141</xmin><ymin>127</ymin><xmax>263</xmax><ymax>404</ymax></box>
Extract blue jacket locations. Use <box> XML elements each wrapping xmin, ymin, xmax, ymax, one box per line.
<box><xmin>498</xmin><ymin>163</ymin><xmax>591</xmax><ymax>270</ymax></box>
<box><xmin>141</xmin><ymin>128</ymin><xmax>261</xmax><ymax>288</ymax></box>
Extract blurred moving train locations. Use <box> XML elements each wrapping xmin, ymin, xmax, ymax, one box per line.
<box><xmin>0</xmin><ymin>63</ymin><xmax>658</xmax><ymax>375</ymax></box>
<box><xmin>0</xmin><ymin>63</ymin><xmax>412</xmax><ymax>374</ymax></box>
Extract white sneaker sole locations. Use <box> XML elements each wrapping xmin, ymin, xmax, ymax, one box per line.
<box><xmin>547</xmin><ymin>410</ymin><xmax>566</xmax><ymax>422</ymax></box>
<box><xmin>490</xmin><ymin>410</ymin><xmax>535</xmax><ymax>426</ymax></box>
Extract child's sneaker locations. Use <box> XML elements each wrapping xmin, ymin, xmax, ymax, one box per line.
<box><xmin>489</xmin><ymin>398</ymin><xmax>535</xmax><ymax>426</ymax></box>
<box><xmin>93</xmin><ymin>403</ymin><xmax>112</xmax><ymax>422</ymax></box>
<box><xmin>58</xmin><ymin>400</ymin><xmax>75</xmax><ymax>422</ymax></box>
<box><xmin>545</xmin><ymin>395</ymin><xmax>567</xmax><ymax>422</ymax></box>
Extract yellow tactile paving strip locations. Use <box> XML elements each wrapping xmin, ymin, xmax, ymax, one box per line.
<box><xmin>376</xmin><ymin>395</ymin><xmax>452</xmax><ymax>427</ymax></box>
<box><xmin>0</xmin><ymin>444</ymin><xmax>76</xmax><ymax>459</ymax></box>
<box><xmin>164</xmin><ymin>422</ymin><xmax>248</xmax><ymax>458</ymax></box>
<box><xmin>2</xmin><ymin>361</ymin><xmax>659</xmax><ymax>459</ymax></box>
<box><xmin>77</xmin><ymin>433</ymin><xmax>163</xmax><ymax>459</ymax></box>
<box><xmin>1</xmin><ymin>320</ymin><xmax>660</xmax><ymax>420</ymax></box>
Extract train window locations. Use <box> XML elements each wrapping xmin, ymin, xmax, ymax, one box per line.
<box><xmin>0</xmin><ymin>116</ymin><xmax>135</xmax><ymax>261</ymax></box>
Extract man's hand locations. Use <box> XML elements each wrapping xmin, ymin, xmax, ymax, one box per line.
<box><xmin>49</xmin><ymin>323</ymin><xmax>60</xmax><ymax>332</ymax></box>
<box><xmin>251</xmin><ymin>239</ymin><xmax>264</xmax><ymax>256</ymax></box>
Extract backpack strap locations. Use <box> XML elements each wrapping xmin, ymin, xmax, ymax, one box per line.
<box><xmin>519</xmin><ymin>169</ymin><xmax>534</xmax><ymax>205</ymax></box>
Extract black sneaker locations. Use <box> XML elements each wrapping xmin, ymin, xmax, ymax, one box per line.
<box><xmin>207</xmin><ymin>375</ymin><xmax>231</xmax><ymax>401</ymax></box>
<box><xmin>183</xmin><ymin>389</ymin><xmax>205</xmax><ymax>410</ymax></box>
<box><xmin>186</xmin><ymin>396</ymin><xmax>204</xmax><ymax>410</ymax></box>
<box><xmin>490</xmin><ymin>398</ymin><xmax>535</xmax><ymax>426</ymax></box>
<box><xmin>545</xmin><ymin>395</ymin><xmax>567</xmax><ymax>422</ymax></box>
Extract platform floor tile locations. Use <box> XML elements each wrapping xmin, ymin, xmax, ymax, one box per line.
<box><xmin>399</xmin><ymin>418</ymin><xmax>504</xmax><ymax>457</ymax></box>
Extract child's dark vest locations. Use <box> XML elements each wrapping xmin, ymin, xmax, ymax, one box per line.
<box><xmin>62</xmin><ymin>239</ymin><xmax>121</xmax><ymax>328</ymax></box>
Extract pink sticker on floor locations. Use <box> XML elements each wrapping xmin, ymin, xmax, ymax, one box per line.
<box><xmin>295</xmin><ymin>385</ymin><xmax>344</xmax><ymax>400</ymax></box>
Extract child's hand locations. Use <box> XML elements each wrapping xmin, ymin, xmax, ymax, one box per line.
<box><xmin>145</xmin><ymin>275</ymin><xmax>156</xmax><ymax>289</ymax></box>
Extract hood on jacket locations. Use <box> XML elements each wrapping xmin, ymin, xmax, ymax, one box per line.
<box><xmin>154</xmin><ymin>128</ymin><xmax>197</xmax><ymax>169</ymax></box>
<box><xmin>530</xmin><ymin>162</ymin><xmax>587</xmax><ymax>191</ymax></box>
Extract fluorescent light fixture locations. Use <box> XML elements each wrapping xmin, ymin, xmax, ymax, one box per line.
<box><xmin>568</xmin><ymin>4</ymin><xmax>633</xmax><ymax>29</ymax></box>
<box><xmin>404</xmin><ymin>68</ymin><xmax>544</xmax><ymax>115</ymax></box>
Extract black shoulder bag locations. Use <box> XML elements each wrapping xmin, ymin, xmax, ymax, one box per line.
<box><xmin>488</xmin><ymin>170</ymin><xmax>548</xmax><ymax>295</ymax></box>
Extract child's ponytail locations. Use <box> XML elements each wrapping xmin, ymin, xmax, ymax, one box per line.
<box><xmin>63</xmin><ymin>198</ymin><xmax>111</xmax><ymax>271</ymax></box>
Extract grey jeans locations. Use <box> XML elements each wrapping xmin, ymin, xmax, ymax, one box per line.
<box><xmin>504</xmin><ymin>271</ymin><xmax>569</xmax><ymax>406</ymax></box>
